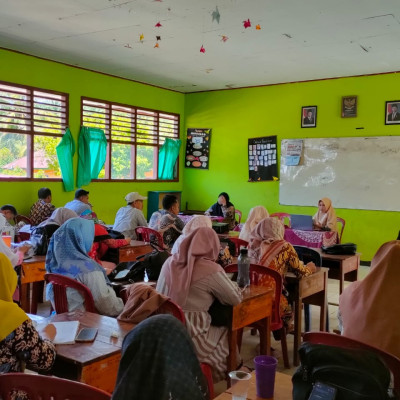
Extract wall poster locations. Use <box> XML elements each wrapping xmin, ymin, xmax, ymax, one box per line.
<box><xmin>248</xmin><ymin>135</ymin><xmax>278</xmax><ymax>181</ymax></box>
<box><xmin>185</xmin><ymin>128</ymin><xmax>211</xmax><ymax>169</ymax></box>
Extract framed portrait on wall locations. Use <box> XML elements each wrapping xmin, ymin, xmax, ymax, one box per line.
<box><xmin>341</xmin><ymin>96</ymin><xmax>357</xmax><ymax>118</ymax></box>
<box><xmin>301</xmin><ymin>106</ymin><xmax>317</xmax><ymax>128</ymax></box>
<box><xmin>385</xmin><ymin>101</ymin><xmax>400</xmax><ymax>125</ymax></box>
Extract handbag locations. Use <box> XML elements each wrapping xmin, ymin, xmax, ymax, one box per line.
<box><xmin>292</xmin><ymin>342</ymin><xmax>392</xmax><ymax>400</ymax></box>
<box><xmin>321</xmin><ymin>243</ymin><xmax>357</xmax><ymax>255</ymax></box>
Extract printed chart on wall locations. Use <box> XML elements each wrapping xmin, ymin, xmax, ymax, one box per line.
<box><xmin>248</xmin><ymin>135</ymin><xmax>278</xmax><ymax>181</ymax></box>
<box><xmin>185</xmin><ymin>128</ymin><xmax>211</xmax><ymax>169</ymax></box>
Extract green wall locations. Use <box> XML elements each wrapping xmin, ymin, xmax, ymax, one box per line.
<box><xmin>0</xmin><ymin>49</ymin><xmax>185</xmax><ymax>223</ymax></box>
<box><xmin>183</xmin><ymin>74</ymin><xmax>400</xmax><ymax>261</ymax></box>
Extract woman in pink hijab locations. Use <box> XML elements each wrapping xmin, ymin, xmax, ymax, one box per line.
<box><xmin>156</xmin><ymin>227</ymin><xmax>241</xmax><ymax>382</ymax></box>
<box><xmin>339</xmin><ymin>241</ymin><xmax>400</xmax><ymax>358</ymax></box>
<box><xmin>312</xmin><ymin>197</ymin><xmax>337</xmax><ymax>231</ymax></box>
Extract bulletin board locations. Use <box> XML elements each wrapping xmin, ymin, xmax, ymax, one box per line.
<box><xmin>185</xmin><ymin>128</ymin><xmax>211</xmax><ymax>169</ymax></box>
<box><xmin>279</xmin><ymin>136</ymin><xmax>400</xmax><ymax>211</ymax></box>
<box><xmin>248</xmin><ymin>135</ymin><xmax>277</xmax><ymax>181</ymax></box>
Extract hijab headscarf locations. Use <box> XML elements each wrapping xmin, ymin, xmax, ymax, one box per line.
<box><xmin>0</xmin><ymin>253</ymin><xmax>28</xmax><ymax>340</ymax></box>
<box><xmin>248</xmin><ymin>217</ymin><xmax>286</xmax><ymax>266</ymax></box>
<box><xmin>239</xmin><ymin>206</ymin><xmax>270</xmax><ymax>242</ymax></box>
<box><xmin>210</xmin><ymin>192</ymin><xmax>234</xmax><ymax>217</ymax></box>
<box><xmin>313</xmin><ymin>197</ymin><xmax>337</xmax><ymax>231</ymax></box>
<box><xmin>112</xmin><ymin>314</ymin><xmax>208</xmax><ymax>400</ymax></box>
<box><xmin>171</xmin><ymin>215</ymin><xmax>212</xmax><ymax>254</ymax></box>
<box><xmin>157</xmin><ymin>227</ymin><xmax>223</xmax><ymax>306</ymax></box>
<box><xmin>339</xmin><ymin>240</ymin><xmax>400</xmax><ymax>358</ymax></box>
<box><xmin>37</xmin><ymin>207</ymin><xmax>78</xmax><ymax>228</ymax></box>
<box><xmin>0</xmin><ymin>214</ymin><xmax>18</xmax><ymax>267</ymax></box>
<box><xmin>45</xmin><ymin>218</ymin><xmax>108</xmax><ymax>281</ymax></box>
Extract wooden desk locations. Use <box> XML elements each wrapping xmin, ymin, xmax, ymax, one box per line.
<box><xmin>215</xmin><ymin>371</ymin><xmax>292</xmax><ymax>400</ymax></box>
<box><xmin>286</xmin><ymin>267</ymin><xmax>328</xmax><ymax>366</ymax></box>
<box><xmin>228</xmin><ymin>285</ymin><xmax>273</xmax><ymax>375</ymax></box>
<box><xmin>39</xmin><ymin>311</ymin><xmax>134</xmax><ymax>393</ymax></box>
<box><xmin>316</xmin><ymin>250</ymin><xmax>360</xmax><ymax>295</ymax></box>
<box><xmin>118</xmin><ymin>240</ymin><xmax>153</xmax><ymax>262</ymax></box>
<box><xmin>20</xmin><ymin>255</ymin><xmax>46</xmax><ymax>314</ymax></box>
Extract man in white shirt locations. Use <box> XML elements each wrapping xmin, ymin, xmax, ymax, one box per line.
<box><xmin>64</xmin><ymin>189</ymin><xmax>92</xmax><ymax>216</ymax></box>
<box><xmin>113</xmin><ymin>192</ymin><xmax>148</xmax><ymax>239</ymax></box>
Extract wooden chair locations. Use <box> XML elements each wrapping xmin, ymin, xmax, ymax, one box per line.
<box><xmin>44</xmin><ymin>273</ymin><xmax>97</xmax><ymax>314</ymax></box>
<box><xmin>303</xmin><ymin>332</ymin><xmax>400</xmax><ymax>397</ymax></box>
<box><xmin>336</xmin><ymin>217</ymin><xmax>345</xmax><ymax>243</ymax></box>
<box><xmin>227</xmin><ymin>237</ymin><xmax>249</xmax><ymax>256</ymax></box>
<box><xmin>135</xmin><ymin>226</ymin><xmax>166</xmax><ymax>250</ymax></box>
<box><xmin>270</xmin><ymin>212</ymin><xmax>291</xmax><ymax>228</ymax></box>
<box><xmin>235</xmin><ymin>209</ymin><xmax>242</xmax><ymax>224</ymax></box>
<box><xmin>0</xmin><ymin>373</ymin><xmax>111</xmax><ymax>400</ymax></box>
<box><xmin>225</xmin><ymin>263</ymin><xmax>290</xmax><ymax>368</ymax></box>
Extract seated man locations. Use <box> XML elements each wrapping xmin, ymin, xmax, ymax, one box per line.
<box><xmin>113</xmin><ymin>192</ymin><xmax>148</xmax><ymax>239</ymax></box>
<box><xmin>149</xmin><ymin>194</ymin><xmax>184</xmax><ymax>249</ymax></box>
<box><xmin>29</xmin><ymin>187</ymin><xmax>56</xmax><ymax>226</ymax></box>
<box><xmin>0</xmin><ymin>204</ymin><xmax>18</xmax><ymax>237</ymax></box>
<box><xmin>64</xmin><ymin>189</ymin><xmax>92</xmax><ymax>216</ymax></box>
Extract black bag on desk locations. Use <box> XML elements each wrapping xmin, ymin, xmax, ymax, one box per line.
<box><xmin>321</xmin><ymin>243</ymin><xmax>357</xmax><ymax>255</ymax></box>
<box><xmin>292</xmin><ymin>342</ymin><xmax>392</xmax><ymax>400</ymax></box>
<box><xmin>30</xmin><ymin>224</ymin><xmax>58</xmax><ymax>255</ymax></box>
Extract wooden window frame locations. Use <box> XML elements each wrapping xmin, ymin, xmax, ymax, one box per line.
<box><xmin>81</xmin><ymin>97</ymin><xmax>180</xmax><ymax>182</ymax></box>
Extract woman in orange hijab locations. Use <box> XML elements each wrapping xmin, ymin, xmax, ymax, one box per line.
<box><xmin>312</xmin><ymin>197</ymin><xmax>337</xmax><ymax>231</ymax></box>
<box><xmin>339</xmin><ymin>241</ymin><xmax>400</xmax><ymax>358</ymax></box>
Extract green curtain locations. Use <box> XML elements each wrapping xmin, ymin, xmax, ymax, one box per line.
<box><xmin>77</xmin><ymin>126</ymin><xmax>107</xmax><ymax>187</ymax></box>
<box><xmin>56</xmin><ymin>128</ymin><xmax>75</xmax><ymax>191</ymax></box>
<box><xmin>158</xmin><ymin>138</ymin><xmax>181</xmax><ymax>180</ymax></box>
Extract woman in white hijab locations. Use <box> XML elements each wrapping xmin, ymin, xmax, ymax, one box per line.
<box><xmin>171</xmin><ymin>215</ymin><xmax>212</xmax><ymax>255</ymax></box>
<box><xmin>239</xmin><ymin>206</ymin><xmax>269</xmax><ymax>242</ymax></box>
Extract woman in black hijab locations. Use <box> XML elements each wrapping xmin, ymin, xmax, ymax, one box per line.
<box><xmin>205</xmin><ymin>192</ymin><xmax>235</xmax><ymax>230</ymax></box>
<box><xmin>112</xmin><ymin>314</ymin><xmax>208</xmax><ymax>400</ymax></box>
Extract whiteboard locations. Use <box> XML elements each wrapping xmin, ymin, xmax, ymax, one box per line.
<box><xmin>279</xmin><ymin>136</ymin><xmax>400</xmax><ymax>211</ymax></box>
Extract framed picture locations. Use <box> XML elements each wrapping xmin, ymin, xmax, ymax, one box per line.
<box><xmin>301</xmin><ymin>106</ymin><xmax>317</xmax><ymax>128</ymax></box>
<box><xmin>385</xmin><ymin>101</ymin><xmax>400</xmax><ymax>125</ymax></box>
<box><xmin>341</xmin><ymin>96</ymin><xmax>357</xmax><ymax>118</ymax></box>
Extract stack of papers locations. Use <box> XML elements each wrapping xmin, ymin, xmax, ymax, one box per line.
<box><xmin>51</xmin><ymin>321</ymin><xmax>80</xmax><ymax>344</ymax></box>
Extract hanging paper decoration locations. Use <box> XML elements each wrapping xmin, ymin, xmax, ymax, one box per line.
<box><xmin>243</xmin><ymin>19</ymin><xmax>251</xmax><ymax>28</ymax></box>
<box><xmin>156</xmin><ymin>35</ymin><xmax>161</xmax><ymax>41</ymax></box>
<box><xmin>221</xmin><ymin>35</ymin><xmax>228</xmax><ymax>42</ymax></box>
<box><xmin>200</xmin><ymin>45</ymin><xmax>205</xmax><ymax>53</ymax></box>
<box><xmin>256</xmin><ymin>24</ymin><xmax>261</xmax><ymax>30</ymax></box>
<box><xmin>139</xmin><ymin>33</ymin><xmax>144</xmax><ymax>42</ymax></box>
<box><xmin>154</xmin><ymin>42</ymin><xmax>159</xmax><ymax>48</ymax></box>
<box><xmin>155</xmin><ymin>21</ymin><xmax>162</xmax><ymax>27</ymax></box>
<box><xmin>211</xmin><ymin>6</ymin><xmax>220</xmax><ymax>23</ymax></box>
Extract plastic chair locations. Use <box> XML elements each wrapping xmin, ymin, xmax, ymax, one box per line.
<box><xmin>293</xmin><ymin>245</ymin><xmax>328</xmax><ymax>332</ymax></box>
<box><xmin>14</xmin><ymin>215</ymin><xmax>32</xmax><ymax>225</ymax></box>
<box><xmin>303</xmin><ymin>332</ymin><xmax>400</xmax><ymax>397</ymax></box>
<box><xmin>0</xmin><ymin>373</ymin><xmax>111</xmax><ymax>400</ymax></box>
<box><xmin>225</xmin><ymin>263</ymin><xmax>290</xmax><ymax>368</ymax></box>
<box><xmin>200</xmin><ymin>363</ymin><xmax>215</xmax><ymax>400</ymax></box>
<box><xmin>152</xmin><ymin>298</ymin><xmax>186</xmax><ymax>325</ymax></box>
<box><xmin>135</xmin><ymin>226</ymin><xmax>166</xmax><ymax>249</ymax></box>
<box><xmin>44</xmin><ymin>273</ymin><xmax>97</xmax><ymax>314</ymax></box>
<box><xmin>235</xmin><ymin>209</ymin><xmax>242</xmax><ymax>224</ymax></box>
<box><xmin>336</xmin><ymin>217</ymin><xmax>345</xmax><ymax>243</ymax></box>
<box><xmin>228</xmin><ymin>237</ymin><xmax>249</xmax><ymax>256</ymax></box>
<box><xmin>270</xmin><ymin>212</ymin><xmax>291</xmax><ymax>228</ymax></box>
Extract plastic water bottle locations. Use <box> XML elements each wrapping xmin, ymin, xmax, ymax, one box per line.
<box><xmin>237</xmin><ymin>248</ymin><xmax>250</xmax><ymax>288</ymax></box>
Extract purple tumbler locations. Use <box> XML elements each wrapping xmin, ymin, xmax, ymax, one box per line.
<box><xmin>254</xmin><ymin>355</ymin><xmax>278</xmax><ymax>398</ymax></box>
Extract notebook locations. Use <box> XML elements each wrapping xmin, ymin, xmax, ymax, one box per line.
<box><xmin>290</xmin><ymin>214</ymin><xmax>314</xmax><ymax>231</ymax></box>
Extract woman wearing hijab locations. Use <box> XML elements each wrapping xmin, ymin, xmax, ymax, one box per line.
<box><xmin>248</xmin><ymin>218</ymin><xmax>316</xmax><ymax>318</ymax></box>
<box><xmin>112</xmin><ymin>314</ymin><xmax>208</xmax><ymax>400</ymax></box>
<box><xmin>205</xmin><ymin>192</ymin><xmax>235</xmax><ymax>230</ymax></box>
<box><xmin>171</xmin><ymin>215</ymin><xmax>212</xmax><ymax>255</ymax></box>
<box><xmin>339</xmin><ymin>241</ymin><xmax>400</xmax><ymax>358</ymax></box>
<box><xmin>156</xmin><ymin>227</ymin><xmax>241</xmax><ymax>381</ymax></box>
<box><xmin>45</xmin><ymin>218</ymin><xmax>123</xmax><ymax>317</ymax></box>
<box><xmin>239</xmin><ymin>205</ymin><xmax>270</xmax><ymax>242</ymax></box>
<box><xmin>312</xmin><ymin>197</ymin><xmax>337</xmax><ymax>231</ymax></box>
<box><xmin>0</xmin><ymin>214</ymin><xmax>28</xmax><ymax>267</ymax></box>
<box><xmin>0</xmin><ymin>253</ymin><xmax>56</xmax><ymax>373</ymax></box>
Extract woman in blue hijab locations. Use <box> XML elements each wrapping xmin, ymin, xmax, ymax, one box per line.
<box><xmin>45</xmin><ymin>218</ymin><xmax>123</xmax><ymax>316</ymax></box>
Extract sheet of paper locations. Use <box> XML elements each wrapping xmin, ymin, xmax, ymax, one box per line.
<box><xmin>51</xmin><ymin>321</ymin><xmax>80</xmax><ymax>345</ymax></box>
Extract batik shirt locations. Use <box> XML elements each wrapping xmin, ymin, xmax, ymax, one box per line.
<box><xmin>29</xmin><ymin>200</ymin><xmax>55</xmax><ymax>226</ymax></box>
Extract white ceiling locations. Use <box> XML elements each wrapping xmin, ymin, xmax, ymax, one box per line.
<box><xmin>1</xmin><ymin>0</ymin><xmax>400</xmax><ymax>93</ymax></box>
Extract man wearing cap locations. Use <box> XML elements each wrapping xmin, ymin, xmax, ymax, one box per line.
<box><xmin>113</xmin><ymin>192</ymin><xmax>148</xmax><ymax>239</ymax></box>
<box><xmin>64</xmin><ymin>189</ymin><xmax>92</xmax><ymax>216</ymax></box>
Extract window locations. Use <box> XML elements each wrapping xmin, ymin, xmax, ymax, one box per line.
<box><xmin>81</xmin><ymin>97</ymin><xmax>180</xmax><ymax>181</ymax></box>
<box><xmin>0</xmin><ymin>81</ymin><xmax>68</xmax><ymax>180</ymax></box>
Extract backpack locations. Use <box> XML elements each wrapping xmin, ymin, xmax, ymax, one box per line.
<box><xmin>30</xmin><ymin>224</ymin><xmax>58</xmax><ymax>255</ymax></box>
<box><xmin>292</xmin><ymin>342</ymin><xmax>392</xmax><ymax>400</ymax></box>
